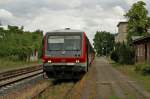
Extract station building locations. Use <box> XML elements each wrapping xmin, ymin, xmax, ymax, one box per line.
<box><xmin>133</xmin><ymin>36</ymin><xmax>150</xmax><ymax>63</ymax></box>
<box><xmin>115</xmin><ymin>22</ymin><xmax>128</xmax><ymax>43</ymax></box>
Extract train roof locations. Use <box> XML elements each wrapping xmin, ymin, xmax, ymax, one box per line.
<box><xmin>47</xmin><ymin>28</ymin><xmax>84</xmax><ymax>33</ymax></box>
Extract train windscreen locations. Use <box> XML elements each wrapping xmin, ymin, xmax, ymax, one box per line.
<box><xmin>47</xmin><ymin>35</ymin><xmax>81</xmax><ymax>51</ymax></box>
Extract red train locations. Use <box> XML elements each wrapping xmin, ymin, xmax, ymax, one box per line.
<box><xmin>42</xmin><ymin>28</ymin><xmax>95</xmax><ymax>78</ymax></box>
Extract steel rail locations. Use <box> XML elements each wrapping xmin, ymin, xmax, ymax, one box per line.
<box><xmin>0</xmin><ymin>65</ymin><xmax>42</xmax><ymax>81</ymax></box>
<box><xmin>0</xmin><ymin>65</ymin><xmax>43</xmax><ymax>88</ymax></box>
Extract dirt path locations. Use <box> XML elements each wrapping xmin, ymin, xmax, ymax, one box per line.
<box><xmin>95</xmin><ymin>57</ymin><xmax>150</xmax><ymax>99</ymax></box>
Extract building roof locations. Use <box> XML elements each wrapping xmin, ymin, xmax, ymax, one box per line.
<box><xmin>132</xmin><ymin>35</ymin><xmax>150</xmax><ymax>44</ymax></box>
<box><xmin>131</xmin><ymin>36</ymin><xmax>143</xmax><ymax>41</ymax></box>
<box><xmin>117</xmin><ymin>22</ymin><xmax>128</xmax><ymax>27</ymax></box>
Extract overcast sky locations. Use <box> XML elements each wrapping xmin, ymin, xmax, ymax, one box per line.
<box><xmin>0</xmin><ymin>0</ymin><xmax>149</xmax><ymax>43</ymax></box>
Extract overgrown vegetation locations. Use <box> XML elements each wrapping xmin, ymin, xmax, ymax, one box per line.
<box><xmin>0</xmin><ymin>58</ymin><xmax>39</xmax><ymax>71</ymax></box>
<box><xmin>93</xmin><ymin>31</ymin><xmax>115</xmax><ymax>56</ymax></box>
<box><xmin>111</xmin><ymin>42</ymin><xmax>135</xmax><ymax>64</ymax></box>
<box><xmin>112</xmin><ymin>63</ymin><xmax>150</xmax><ymax>92</ymax></box>
<box><xmin>135</xmin><ymin>62</ymin><xmax>150</xmax><ymax>75</ymax></box>
<box><xmin>0</xmin><ymin>25</ymin><xmax>43</xmax><ymax>61</ymax></box>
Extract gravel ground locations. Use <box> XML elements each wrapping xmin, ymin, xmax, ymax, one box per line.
<box><xmin>73</xmin><ymin>57</ymin><xmax>150</xmax><ymax>99</ymax></box>
<box><xmin>95</xmin><ymin>57</ymin><xmax>150</xmax><ymax>99</ymax></box>
<box><xmin>38</xmin><ymin>80</ymin><xmax>76</xmax><ymax>99</ymax></box>
<box><xmin>69</xmin><ymin>61</ymin><xmax>97</xmax><ymax>99</ymax></box>
<box><xmin>0</xmin><ymin>74</ymin><xmax>50</xmax><ymax>99</ymax></box>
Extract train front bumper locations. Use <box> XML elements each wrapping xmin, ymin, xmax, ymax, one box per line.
<box><xmin>43</xmin><ymin>62</ymin><xmax>87</xmax><ymax>72</ymax></box>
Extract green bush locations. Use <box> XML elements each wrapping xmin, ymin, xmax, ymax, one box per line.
<box><xmin>0</xmin><ymin>26</ymin><xmax>43</xmax><ymax>61</ymax></box>
<box><xmin>143</xmin><ymin>66</ymin><xmax>150</xmax><ymax>75</ymax></box>
<box><xmin>110</xmin><ymin>50</ymin><xmax>119</xmax><ymax>62</ymax></box>
<box><xmin>111</xmin><ymin>42</ymin><xmax>135</xmax><ymax>64</ymax></box>
<box><xmin>135</xmin><ymin>63</ymin><xmax>150</xmax><ymax>75</ymax></box>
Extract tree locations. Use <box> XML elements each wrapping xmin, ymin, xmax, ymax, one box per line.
<box><xmin>125</xmin><ymin>1</ymin><xmax>149</xmax><ymax>43</ymax></box>
<box><xmin>32</xmin><ymin>29</ymin><xmax>43</xmax><ymax>58</ymax></box>
<box><xmin>93</xmin><ymin>31</ymin><xmax>115</xmax><ymax>56</ymax></box>
<box><xmin>147</xmin><ymin>17</ymin><xmax>150</xmax><ymax>28</ymax></box>
<box><xmin>0</xmin><ymin>25</ymin><xmax>43</xmax><ymax>61</ymax></box>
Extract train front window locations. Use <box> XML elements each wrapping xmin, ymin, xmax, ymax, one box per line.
<box><xmin>48</xmin><ymin>36</ymin><xmax>81</xmax><ymax>51</ymax></box>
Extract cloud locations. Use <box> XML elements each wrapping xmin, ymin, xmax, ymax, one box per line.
<box><xmin>0</xmin><ymin>0</ymin><xmax>17</xmax><ymax>4</ymax></box>
<box><xmin>0</xmin><ymin>0</ymin><xmax>149</xmax><ymax>44</ymax></box>
<box><xmin>125</xmin><ymin>0</ymin><xmax>144</xmax><ymax>5</ymax></box>
<box><xmin>0</xmin><ymin>9</ymin><xmax>15</xmax><ymax>24</ymax></box>
<box><xmin>47</xmin><ymin>0</ymin><xmax>82</xmax><ymax>9</ymax></box>
<box><xmin>113</xmin><ymin>6</ymin><xmax>125</xmax><ymax>16</ymax></box>
<box><xmin>0</xmin><ymin>9</ymin><xmax>13</xmax><ymax>18</ymax></box>
<box><xmin>24</xmin><ymin>9</ymin><xmax>86</xmax><ymax>31</ymax></box>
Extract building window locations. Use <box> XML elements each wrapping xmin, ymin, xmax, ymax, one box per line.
<box><xmin>137</xmin><ymin>46</ymin><xmax>143</xmax><ymax>57</ymax></box>
<box><xmin>140</xmin><ymin>47</ymin><xmax>143</xmax><ymax>56</ymax></box>
<box><xmin>137</xmin><ymin>47</ymin><xmax>140</xmax><ymax>56</ymax></box>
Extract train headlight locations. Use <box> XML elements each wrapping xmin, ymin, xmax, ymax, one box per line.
<box><xmin>48</xmin><ymin>60</ymin><xmax>52</xmax><ymax>63</ymax></box>
<box><xmin>76</xmin><ymin>60</ymin><xmax>80</xmax><ymax>63</ymax></box>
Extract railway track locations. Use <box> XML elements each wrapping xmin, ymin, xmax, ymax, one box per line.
<box><xmin>31</xmin><ymin>79</ymin><xmax>79</xmax><ymax>99</ymax></box>
<box><xmin>0</xmin><ymin>64</ymin><xmax>85</xmax><ymax>99</ymax></box>
<box><xmin>63</xmin><ymin>80</ymin><xmax>80</xmax><ymax>99</ymax></box>
<box><xmin>0</xmin><ymin>65</ymin><xmax>43</xmax><ymax>89</ymax></box>
<box><xmin>30</xmin><ymin>73</ymin><xmax>86</xmax><ymax>99</ymax></box>
<box><xmin>31</xmin><ymin>79</ymin><xmax>53</xmax><ymax>99</ymax></box>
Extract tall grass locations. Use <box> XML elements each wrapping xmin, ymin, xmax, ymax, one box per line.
<box><xmin>0</xmin><ymin>58</ymin><xmax>42</xmax><ymax>71</ymax></box>
<box><xmin>112</xmin><ymin>63</ymin><xmax>150</xmax><ymax>92</ymax></box>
